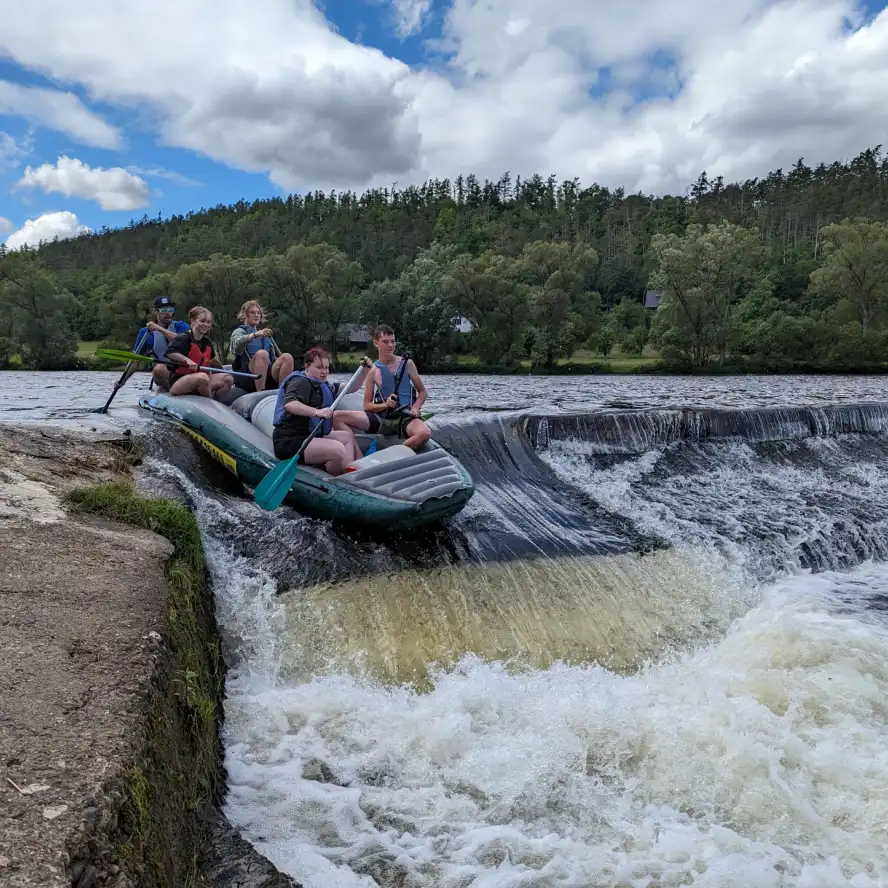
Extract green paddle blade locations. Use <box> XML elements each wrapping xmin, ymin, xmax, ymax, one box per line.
<box><xmin>95</xmin><ymin>348</ymin><xmax>153</xmax><ymax>363</ymax></box>
<box><xmin>254</xmin><ymin>457</ymin><xmax>302</xmax><ymax>511</ymax></box>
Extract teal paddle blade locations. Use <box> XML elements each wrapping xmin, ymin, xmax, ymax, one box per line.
<box><xmin>254</xmin><ymin>458</ymin><xmax>301</xmax><ymax>511</ymax></box>
<box><xmin>364</xmin><ymin>439</ymin><xmax>378</xmax><ymax>455</ymax></box>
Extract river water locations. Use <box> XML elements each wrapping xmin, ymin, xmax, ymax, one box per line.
<box><xmin>3</xmin><ymin>369</ymin><xmax>888</xmax><ymax>887</ymax></box>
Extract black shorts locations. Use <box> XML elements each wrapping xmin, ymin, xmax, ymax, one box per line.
<box><xmin>272</xmin><ymin>433</ymin><xmax>307</xmax><ymax>463</ymax></box>
<box><xmin>366</xmin><ymin>412</ymin><xmax>411</xmax><ymax>438</ymax></box>
<box><xmin>233</xmin><ymin>354</ymin><xmax>275</xmax><ymax>393</ymax></box>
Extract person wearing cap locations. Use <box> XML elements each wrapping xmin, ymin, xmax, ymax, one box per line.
<box><xmin>133</xmin><ymin>296</ymin><xmax>191</xmax><ymax>390</ymax></box>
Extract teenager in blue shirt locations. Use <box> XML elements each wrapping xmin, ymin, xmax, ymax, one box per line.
<box><xmin>133</xmin><ymin>296</ymin><xmax>190</xmax><ymax>390</ymax></box>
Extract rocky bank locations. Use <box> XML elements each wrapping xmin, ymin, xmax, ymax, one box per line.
<box><xmin>0</xmin><ymin>424</ymin><xmax>295</xmax><ymax>888</ymax></box>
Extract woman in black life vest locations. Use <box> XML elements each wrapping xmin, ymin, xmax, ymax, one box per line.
<box><xmin>165</xmin><ymin>306</ymin><xmax>234</xmax><ymax>399</ymax></box>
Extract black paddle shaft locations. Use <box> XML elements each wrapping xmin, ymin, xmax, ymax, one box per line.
<box><xmin>96</xmin><ymin>333</ymin><xmax>152</xmax><ymax>413</ymax></box>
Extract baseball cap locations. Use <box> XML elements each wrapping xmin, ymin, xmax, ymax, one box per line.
<box><xmin>154</xmin><ymin>296</ymin><xmax>175</xmax><ymax>309</ymax></box>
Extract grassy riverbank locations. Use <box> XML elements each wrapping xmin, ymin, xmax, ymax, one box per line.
<box><xmin>65</xmin><ymin>478</ymin><xmax>225</xmax><ymax>885</ymax></box>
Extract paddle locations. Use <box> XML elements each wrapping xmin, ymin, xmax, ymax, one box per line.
<box><xmin>94</xmin><ymin>333</ymin><xmax>151</xmax><ymax>414</ymax></box>
<box><xmin>254</xmin><ymin>363</ymin><xmax>366</xmax><ymax>512</ymax></box>
<box><xmin>93</xmin><ymin>348</ymin><xmax>262</xmax><ymax>380</ymax></box>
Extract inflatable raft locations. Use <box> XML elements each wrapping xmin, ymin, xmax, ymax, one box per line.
<box><xmin>138</xmin><ymin>388</ymin><xmax>474</xmax><ymax>528</ymax></box>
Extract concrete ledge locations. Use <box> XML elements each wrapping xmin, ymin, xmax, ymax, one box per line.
<box><xmin>0</xmin><ymin>425</ymin><xmax>297</xmax><ymax>888</ymax></box>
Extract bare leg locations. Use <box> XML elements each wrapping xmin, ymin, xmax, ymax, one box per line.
<box><xmin>302</xmin><ymin>437</ymin><xmax>349</xmax><ymax>475</ymax></box>
<box><xmin>334</xmin><ymin>410</ymin><xmax>371</xmax><ymax>433</ymax></box>
<box><xmin>152</xmin><ymin>364</ymin><xmax>172</xmax><ymax>390</ymax></box>
<box><xmin>271</xmin><ymin>353</ymin><xmax>295</xmax><ymax>384</ymax></box>
<box><xmin>169</xmin><ymin>373</ymin><xmax>211</xmax><ymax>397</ymax></box>
<box><xmin>327</xmin><ymin>428</ymin><xmax>362</xmax><ymax>462</ymax></box>
<box><xmin>209</xmin><ymin>374</ymin><xmax>234</xmax><ymax>398</ymax></box>
<box><xmin>403</xmin><ymin>418</ymin><xmax>432</xmax><ymax>450</ymax></box>
<box><xmin>249</xmin><ymin>349</ymin><xmax>271</xmax><ymax>391</ymax></box>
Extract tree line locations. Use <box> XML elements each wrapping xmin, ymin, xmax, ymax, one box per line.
<box><xmin>3</xmin><ymin>146</ymin><xmax>888</xmax><ymax>372</ymax></box>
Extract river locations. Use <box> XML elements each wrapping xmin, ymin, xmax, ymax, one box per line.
<box><xmin>3</xmin><ymin>369</ymin><xmax>887</xmax><ymax>887</ymax></box>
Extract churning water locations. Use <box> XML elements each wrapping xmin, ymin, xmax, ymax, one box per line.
<box><xmin>4</xmin><ymin>370</ymin><xmax>888</xmax><ymax>887</ymax></box>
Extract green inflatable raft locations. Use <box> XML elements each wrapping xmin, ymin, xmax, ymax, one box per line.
<box><xmin>138</xmin><ymin>389</ymin><xmax>474</xmax><ymax>528</ymax></box>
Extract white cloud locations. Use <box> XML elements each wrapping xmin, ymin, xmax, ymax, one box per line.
<box><xmin>0</xmin><ymin>81</ymin><xmax>121</xmax><ymax>149</ymax></box>
<box><xmin>390</xmin><ymin>0</ymin><xmax>433</xmax><ymax>37</ymax></box>
<box><xmin>126</xmin><ymin>165</ymin><xmax>202</xmax><ymax>187</ymax></box>
<box><xmin>0</xmin><ymin>132</ymin><xmax>27</xmax><ymax>171</ymax></box>
<box><xmin>15</xmin><ymin>155</ymin><xmax>150</xmax><ymax>210</ymax></box>
<box><xmin>5</xmin><ymin>211</ymin><xmax>90</xmax><ymax>250</ymax></box>
<box><xmin>0</xmin><ymin>0</ymin><xmax>886</xmax><ymax>195</ymax></box>
<box><xmin>0</xmin><ymin>217</ymin><xmax>13</xmax><ymax>235</ymax></box>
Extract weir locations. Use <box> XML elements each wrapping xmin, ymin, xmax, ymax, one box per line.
<box><xmin>517</xmin><ymin>402</ymin><xmax>888</xmax><ymax>455</ymax></box>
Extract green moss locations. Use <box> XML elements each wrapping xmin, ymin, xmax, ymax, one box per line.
<box><xmin>65</xmin><ymin>479</ymin><xmax>223</xmax><ymax>888</ymax></box>
<box><xmin>66</xmin><ymin>481</ymin><xmax>203</xmax><ymax>572</ymax></box>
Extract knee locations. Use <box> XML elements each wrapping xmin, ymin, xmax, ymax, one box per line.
<box><xmin>253</xmin><ymin>349</ymin><xmax>270</xmax><ymax>361</ymax></box>
<box><xmin>416</xmin><ymin>423</ymin><xmax>432</xmax><ymax>444</ymax></box>
<box><xmin>333</xmin><ymin>413</ymin><xmax>355</xmax><ymax>429</ymax></box>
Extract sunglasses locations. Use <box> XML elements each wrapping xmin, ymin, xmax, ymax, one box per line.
<box><xmin>158</xmin><ymin>307</ymin><xmax>175</xmax><ymax>314</ymax></box>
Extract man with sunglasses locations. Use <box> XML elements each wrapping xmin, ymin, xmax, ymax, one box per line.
<box><xmin>132</xmin><ymin>296</ymin><xmax>191</xmax><ymax>390</ymax></box>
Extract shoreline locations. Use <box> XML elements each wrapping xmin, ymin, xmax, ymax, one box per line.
<box><xmin>8</xmin><ymin>362</ymin><xmax>888</xmax><ymax>377</ymax></box>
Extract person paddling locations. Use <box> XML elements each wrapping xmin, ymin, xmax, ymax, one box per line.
<box><xmin>165</xmin><ymin>306</ymin><xmax>234</xmax><ymax>399</ymax></box>
<box><xmin>133</xmin><ymin>295</ymin><xmax>190</xmax><ymax>390</ymax></box>
<box><xmin>272</xmin><ymin>348</ymin><xmax>373</xmax><ymax>476</ymax></box>
<box><xmin>360</xmin><ymin>325</ymin><xmax>431</xmax><ymax>450</ymax></box>
<box><xmin>228</xmin><ymin>300</ymin><xmax>294</xmax><ymax>392</ymax></box>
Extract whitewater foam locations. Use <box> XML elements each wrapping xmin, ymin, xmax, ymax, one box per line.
<box><xmin>217</xmin><ymin>568</ymin><xmax>888</xmax><ymax>888</ymax></box>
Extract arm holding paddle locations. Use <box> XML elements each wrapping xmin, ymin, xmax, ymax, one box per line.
<box><xmin>146</xmin><ymin>320</ymin><xmax>178</xmax><ymax>341</ymax></box>
<box><xmin>404</xmin><ymin>359</ymin><xmax>426</xmax><ymax>417</ymax></box>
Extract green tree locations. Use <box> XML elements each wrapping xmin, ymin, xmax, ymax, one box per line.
<box><xmin>0</xmin><ymin>249</ymin><xmax>77</xmax><ymax>369</ymax></box>
<box><xmin>648</xmin><ymin>221</ymin><xmax>770</xmax><ymax>367</ymax></box>
<box><xmin>808</xmin><ymin>218</ymin><xmax>888</xmax><ymax>330</ymax></box>
<box><xmin>518</xmin><ymin>241</ymin><xmax>601</xmax><ymax>369</ymax></box>
<box><xmin>444</xmin><ymin>251</ymin><xmax>530</xmax><ymax>367</ymax></box>
<box><xmin>361</xmin><ymin>243</ymin><xmax>458</xmax><ymax>367</ymax></box>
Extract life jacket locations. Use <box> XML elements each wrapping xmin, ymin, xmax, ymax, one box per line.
<box><xmin>273</xmin><ymin>370</ymin><xmax>335</xmax><ymax>436</ymax></box>
<box><xmin>150</xmin><ymin>330</ymin><xmax>171</xmax><ymax>362</ymax></box>
<box><xmin>375</xmin><ymin>358</ymin><xmax>414</xmax><ymax>407</ymax></box>
<box><xmin>173</xmin><ymin>334</ymin><xmax>214</xmax><ymax>377</ymax></box>
<box><xmin>232</xmin><ymin>323</ymin><xmax>272</xmax><ymax>365</ymax></box>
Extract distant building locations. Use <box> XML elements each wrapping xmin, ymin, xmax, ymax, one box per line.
<box><xmin>338</xmin><ymin>324</ymin><xmax>371</xmax><ymax>348</ymax></box>
<box><xmin>451</xmin><ymin>315</ymin><xmax>474</xmax><ymax>333</ymax></box>
<box><xmin>644</xmin><ymin>290</ymin><xmax>662</xmax><ymax>309</ymax></box>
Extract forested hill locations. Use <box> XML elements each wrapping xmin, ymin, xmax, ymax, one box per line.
<box><xmin>35</xmin><ymin>148</ymin><xmax>888</xmax><ymax>301</ymax></box>
<box><xmin>3</xmin><ymin>146</ymin><xmax>888</xmax><ymax>372</ymax></box>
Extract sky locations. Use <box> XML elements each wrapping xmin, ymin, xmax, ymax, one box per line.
<box><xmin>1</xmin><ymin>0</ymin><xmax>887</xmax><ymax>249</ymax></box>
